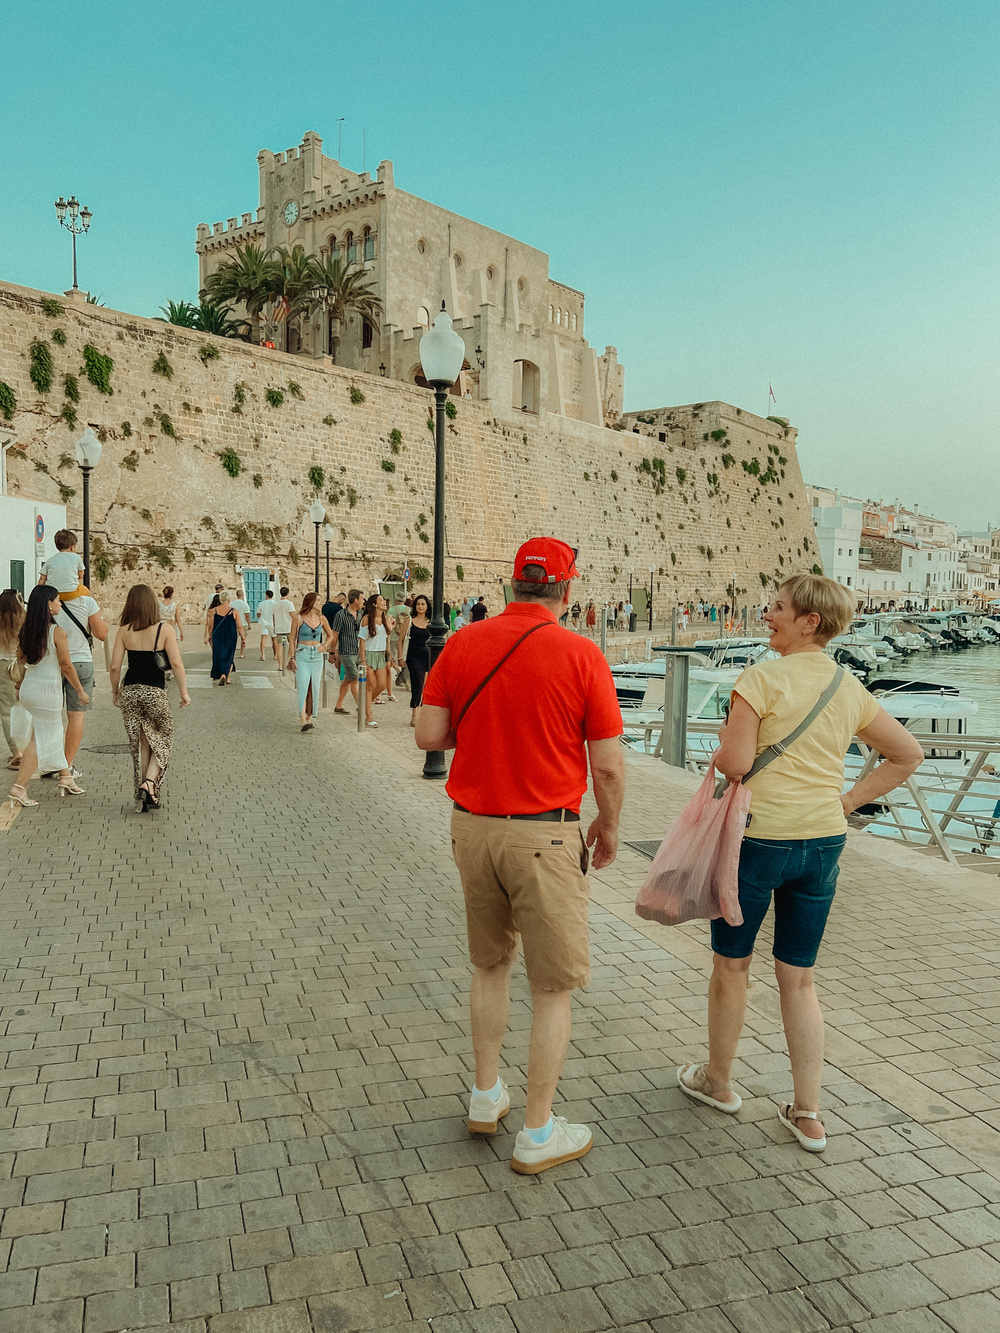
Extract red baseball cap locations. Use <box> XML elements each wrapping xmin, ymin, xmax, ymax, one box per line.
<box><xmin>513</xmin><ymin>538</ymin><xmax>580</xmax><ymax>583</ymax></box>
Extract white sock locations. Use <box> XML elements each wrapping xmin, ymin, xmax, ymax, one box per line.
<box><xmin>474</xmin><ymin>1077</ymin><xmax>502</xmax><ymax>1102</ymax></box>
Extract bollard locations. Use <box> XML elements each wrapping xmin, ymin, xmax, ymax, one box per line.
<box><xmin>645</xmin><ymin>636</ymin><xmax>652</xmax><ymax>662</ymax></box>
<box><xmin>659</xmin><ymin>654</ymin><xmax>689</xmax><ymax>769</ymax></box>
<box><xmin>278</xmin><ymin>638</ymin><xmax>287</xmax><ymax>676</ymax></box>
<box><xmin>321</xmin><ymin>666</ymin><xmax>328</xmax><ymax>712</ymax></box>
<box><xmin>357</xmin><ymin>670</ymin><xmax>366</xmax><ymax>733</ymax></box>
<box><xmin>670</xmin><ymin>607</ymin><xmax>677</xmax><ymax>647</ymax></box>
<box><xmin>600</xmin><ymin>610</ymin><xmax>608</xmax><ymax>658</ymax></box>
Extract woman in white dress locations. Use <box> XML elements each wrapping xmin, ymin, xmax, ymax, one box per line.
<box><xmin>158</xmin><ymin>585</ymin><xmax>184</xmax><ymax>642</ymax></box>
<box><xmin>8</xmin><ymin>586</ymin><xmax>89</xmax><ymax>807</ymax></box>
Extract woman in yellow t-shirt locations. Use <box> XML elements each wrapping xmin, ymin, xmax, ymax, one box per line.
<box><xmin>678</xmin><ymin>575</ymin><xmax>923</xmax><ymax>1152</ymax></box>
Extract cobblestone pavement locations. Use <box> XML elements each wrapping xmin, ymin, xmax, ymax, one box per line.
<box><xmin>3</xmin><ymin>645</ymin><xmax>1000</xmax><ymax>1332</ymax></box>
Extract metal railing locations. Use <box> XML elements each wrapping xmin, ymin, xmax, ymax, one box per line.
<box><xmin>632</xmin><ymin>716</ymin><xmax>1000</xmax><ymax>867</ymax></box>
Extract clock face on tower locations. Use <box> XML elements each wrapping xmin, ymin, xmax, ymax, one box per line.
<box><xmin>283</xmin><ymin>200</ymin><xmax>299</xmax><ymax>225</ymax></box>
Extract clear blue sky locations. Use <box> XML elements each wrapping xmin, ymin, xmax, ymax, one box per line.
<box><xmin>4</xmin><ymin>0</ymin><xmax>997</xmax><ymax>527</ymax></box>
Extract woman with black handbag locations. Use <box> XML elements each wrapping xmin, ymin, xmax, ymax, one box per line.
<box><xmin>110</xmin><ymin>584</ymin><xmax>190</xmax><ymax>811</ymax></box>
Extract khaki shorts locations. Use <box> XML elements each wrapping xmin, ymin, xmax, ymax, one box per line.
<box><xmin>450</xmin><ymin>809</ymin><xmax>591</xmax><ymax>991</ymax></box>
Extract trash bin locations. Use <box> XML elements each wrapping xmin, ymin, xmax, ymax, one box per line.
<box><xmin>629</xmin><ymin>613</ymin><xmax>637</xmax><ymax>632</ymax></box>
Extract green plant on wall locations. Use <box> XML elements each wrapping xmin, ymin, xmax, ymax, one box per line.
<box><xmin>121</xmin><ymin>421</ymin><xmax>132</xmax><ymax>437</ymax></box>
<box><xmin>670</xmin><ymin>551</ymin><xmax>677</xmax><ymax>565</ymax></box>
<box><xmin>253</xmin><ymin>473</ymin><xmax>263</xmax><ymax>489</ymax></box>
<box><xmin>456</xmin><ymin>564</ymin><xmax>464</xmax><ymax>581</ymax></box>
<box><xmin>347</xmin><ymin>486</ymin><xmax>358</xmax><ymax>509</ymax></box>
<box><xmin>675</xmin><ymin>467</ymin><xmax>686</xmax><ymax>484</ymax></box>
<box><xmin>350</xmin><ymin>385</ymin><xmax>365</xmax><ymax>404</ymax></box>
<box><xmin>151</xmin><ymin>352</ymin><xmax>173</xmax><ymax>379</ymax></box>
<box><xmin>120</xmin><ymin>452</ymin><xmax>138</xmax><ymax>471</ymax></box>
<box><xmin>29</xmin><ymin>340</ymin><xmax>54</xmax><ymax>393</ymax></box>
<box><xmin>0</xmin><ymin>383</ymin><xmax>15</xmax><ymax>421</ymax></box>
<box><xmin>381</xmin><ymin>459</ymin><xmax>395</xmax><ymax>472</ymax></box>
<box><xmin>219</xmin><ymin>447</ymin><xmax>242</xmax><ymax>477</ymax></box>
<box><xmin>199</xmin><ymin>344</ymin><xmax>220</xmax><ymax>364</ymax></box>
<box><xmin>445</xmin><ymin>400</ymin><xmax>457</xmax><ymax>420</ymax></box>
<box><xmin>63</xmin><ymin>374</ymin><xmax>80</xmax><ymax>403</ymax></box>
<box><xmin>82</xmin><ymin>345</ymin><xmax>114</xmax><ymax>394</ymax></box>
<box><xmin>57</xmin><ymin>482</ymin><xmax>76</xmax><ymax>502</ymax></box>
<box><xmin>160</xmin><ymin>414</ymin><xmax>176</xmax><ymax>437</ymax></box>
<box><xmin>51</xmin><ymin>328</ymin><xmax>67</xmax><ymax>346</ymax></box>
<box><xmin>288</xmin><ymin>381</ymin><xmax>304</xmax><ymax>399</ymax></box>
<box><xmin>59</xmin><ymin>452</ymin><xmax>73</xmax><ymax>468</ymax></box>
<box><xmin>412</xmin><ymin>565</ymin><xmax>430</xmax><ymax>583</ymax></box>
<box><xmin>232</xmin><ymin>382</ymin><xmax>247</xmax><ymax>414</ymax></box>
<box><xmin>92</xmin><ymin>538</ymin><xmax>115</xmax><ymax>582</ymax></box>
<box><xmin>308</xmin><ymin>465</ymin><xmax>325</xmax><ymax>489</ymax></box>
<box><xmin>287</xmin><ymin>545</ymin><xmax>300</xmax><ymax>566</ymax></box>
<box><xmin>710</xmin><ymin>428</ymin><xmax>727</xmax><ymax>441</ymax></box>
<box><xmin>389</xmin><ymin>428</ymin><xmax>402</xmax><ymax>453</ymax></box>
<box><xmin>60</xmin><ymin>404</ymin><xmax>78</xmax><ymax>430</ymax></box>
<box><xmin>265</xmin><ymin>388</ymin><xmax>284</xmax><ymax>407</ymax></box>
<box><xmin>322</xmin><ymin>414</ymin><xmax>336</xmax><ymax>426</ymax></box>
<box><xmin>40</xmin><ymin>298</ymin><xmax>64</xmax><ymax>317</ymax></box>
<box><xmin>811</xmin><ymin>563</ymin><xmax>823</xmax><ymax>575</ymax></box>
<box><xmin>185</xmin><ymin>549</ymin><xmax>196</xmax><ymax>564</ymax></box>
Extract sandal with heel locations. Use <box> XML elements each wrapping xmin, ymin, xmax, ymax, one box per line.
<box><xmin>7</xmin><ymin>784</ymin><xmax>38</xmax><ymax>809</ymax></box>
<box><xmin>58</xmin><ymin>777</ymin><xmax>85</xmax><ymax>797</ymax></box>
<box><xmin>777</xmin><ymin>1103</ymin><xmax>827</xmax><ymax>1152</ymax></box>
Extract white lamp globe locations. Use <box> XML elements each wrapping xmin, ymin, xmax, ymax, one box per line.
<box><xmin>75</xmin><ymin>426</ymin><xmax>103</xmax><ymax>470</ymax></box>
<box><xmin>321</xmin><ymin>523</ymin><xmax>335</xmax><ymax>543</ymax></box>
<box><xmin>419</xmin><ymin>305</ymin><xmax>465</xmax><ymax>387</ymax></box>
<box><xmin>308</xmin><ymin>499</ymin><xmax>326</xmax><ymax>525</ymax></box>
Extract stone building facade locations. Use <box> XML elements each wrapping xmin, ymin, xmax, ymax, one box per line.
<box><xmin>0</xmin><ymin>281</ymin><xmax>815</xmax><ymax>620</ymax></box>
<box><xmin>196</xmin><ymin>132</ymin><xmax>623</xmax><ymax>428</ymax></box>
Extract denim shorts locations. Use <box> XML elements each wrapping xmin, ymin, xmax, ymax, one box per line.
<box><xmin>710</xmin><ymin>834</ymin><xmax>846</xmax><ymax>968</ymax></box>
<box><xmin>64</xmin><ymin>660</ymin><xmax>94</xmax><ymax>713</ymax></box>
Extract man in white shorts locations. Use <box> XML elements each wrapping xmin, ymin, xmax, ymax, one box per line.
<box><xmin>257</xmin><ymin>589</ymin><xmax>276</xmax><ymax>661</ymax></box>
<box><xmin>271</xmin><ymin>587</ymin><xmax>296</xmax><ymax>670</ymax></box>
<box><xmin>231</xmin><ymin>587</ymin><xmax>251</xmax><ymax>657</ymax></box>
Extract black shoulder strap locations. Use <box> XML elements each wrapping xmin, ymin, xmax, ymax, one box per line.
<box><xmin>742</xmin><ymin>665</ymin><xmax>845</xmax><ymax>784</ymax></box>
<box><xmin>455</xmin><ymin>621</ymin><xmax>553</xmax><ymax>729</ymax></box>
<box><xmin>61</xmin><ymin>601</ymin><xmax>93</xmax><ymax>647</ymax></box>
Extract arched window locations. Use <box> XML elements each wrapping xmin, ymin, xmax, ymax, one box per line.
<box><xmin>362</xmin><ymin>319</ymin><xmax>374</xmax><ymax>349</ymax></box>
<box><xmin>571</xmin><ymin>313</ymin><xmax>578</xmax><ymax>331</ymax></box>
<box><xmin>363</xmin><ymin>227</ymin><xmax>375</xmax><ymax>261</ymax></box>
<box><xmin>345</xmin><ymin>231</ymin><xmax>356</xmax><ymax>264</ymax></box>
<box><xmin>548</xmin><ymin>304</ymin><xmax>554</xmax><ymax>322</ymax></box>
<box><xmin>327</xmin><ymin>235</ymin><xmax>339</xmax><ymax>259</ymax></box>
<box><xmin>416</xmin><ymin>306</ymin><xmax>430</xmax><ymax>329</ymax></box>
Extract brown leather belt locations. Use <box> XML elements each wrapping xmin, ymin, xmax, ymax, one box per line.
<box><xmin>453</xmin><ymin>803</ymin><xmax>580</xmax><ymax>822</ymax></box>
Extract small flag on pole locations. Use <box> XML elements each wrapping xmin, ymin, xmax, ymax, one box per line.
<box><xmin>769</xmin><ymin>384</ymin><xmax>776</xmax><ymax>403</ymax></box>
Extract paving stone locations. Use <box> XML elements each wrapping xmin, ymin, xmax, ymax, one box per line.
<box><xmin>462</xmin><ymin>1262</ymin><xmax>517</xmax><ymax>1308</ymax></box>
<box><xmin>842</xmin><ymin>1262</ymin><xmax>948</xmax><ymax>1316</ymax></box>
<box><xmin>36</xmin><ymin>1254</ymin><xmax>135</xmax><ymax>1302</ymax></box>
<box><xmin>828</xmin><ymin>1222</ymin><xmax>929</xmax><ymax>1271</ymax></box>
<box><xmin>651</xmin><ymin>1312</ymin><xmax>741</xmax><ymax>1333</ymax></box>
<box><xmin>507</xmin><ymin>1285</ymin><xmax>613</xmax><ymax>1332</ymax></box>
<box><xmin>547</xmin><ymin>1243</ymin><xmax>631</xmax><ymax>1290</ymax></box>
<box><xmin>801</xmin><ymin>1278</ymin><xmax>869</xmax><ymax>1326</ymax></box>
<box><xmin>721</xmin><ymin>1289</ymin><xmax>829</xmax><ymax>1333</ymax></box>
<box><xmin>1</xmin><ymin>1298</ymin><xmax>85</xmax><ymax>1331</ymax></box>
<box><xmin>83</xmin><ymin>1284</ymin><xmax>170</xmax><ymax>1333</ymax></box>
<box><xmin>401</xmin><ymin>1233</ymin><xmax>467</xmax><ymax>1277</ymax></box>
<box><xmin>657</xmin><ymin>1222</ymin><xmax>747</xmax><ymax>1267</ymax></box>
<box><xmin>666</xmin><ymin>1259</ymin><xmax>766</xmax><ymax>1310</ymax></box>
<box><xmin>210</xmin><ymin>1301</ymin><xmax>313</xmax><ymax>1333</ymax></box>
<box><xmin>929</xmin><ymin>1292</ymin><xmax>1000</xmax><ymax>1332</ymax></box>
<box><xmin>597</xmin><ymin>1273</ymin><xmax>683</xmax><ymax>1323</ymax></box>
<box><xmin>916</xmin><ymin>1246</ymin><xmax>1000</xmax><ymax>1297</ymax></box>
<box><xmin>772</xmin><ymin>1198</ymin><xmax>868</xmax><ymax>1242</ymax></box>
<box><xmin>219</xmin><ymin>1268</ymin><xmax>271</xmax><ymax>1313</ymax></box>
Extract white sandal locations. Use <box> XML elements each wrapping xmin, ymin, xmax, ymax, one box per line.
<box><xmin>777</xmin><ymin>1103</ymin><xmax>827</xmax><ymax>1152</ymax></box>
<box><xmin>677</xmin><ymin>1063</ymin><xmax>741</xmax><ymax>1113</ymax></box>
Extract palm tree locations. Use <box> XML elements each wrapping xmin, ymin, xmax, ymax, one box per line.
<box><xmin>265</xmin><ymin>245</ymin><xmax>317</xmax><ymax>351</ymax></box>
<box><xmin>201</xmin><ymin>244</ymin><xmax>277</xmax><ymax>345</ymax></box>
<box><xmin>192</xmin><ymin>300</ymin><xmax>248</xmax><ymax>338</ymax></box>
<box><xmin>157</xmin><ymin>300</ymin><xmax>199</xmax><ymax>328</ymax></box>
<box><xmin>305</xmin><ymin>252</ymin><xmax>383</xmax><ymax>364</ymax></box>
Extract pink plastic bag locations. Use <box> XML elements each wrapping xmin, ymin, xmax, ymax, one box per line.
<box><xmin>635</xmin><ymin>759</ymin><xmax>749</xmax><ymax>928</ymax></box>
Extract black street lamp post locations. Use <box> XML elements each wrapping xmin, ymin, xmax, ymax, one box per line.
<box><xmin>74</xmin><ymin>428</ymin><xmax>103</xmax><ymax>586</ymax></box>
<box><xmin>309</xmin><ymin>500</ymin><xmax>325</xmax><ymax>593</ymax></box>
<box><xmin>54</xmin><ymin>196</ymin><xmax>92</xmax><ymax>292</ymax></box>
<box><xmin>648</xmin><ymin>566</ymin><xmax>655</xmax><ymax>632</ymax></box>
<box><xmin>321</xmin><ymin>524</ymin><xmax>335</xmax><ymax>602</ymax></box>
<box><xmin>418</xmin><ymin>304</ymin><xmax>466</xmax><ymax>779</ymax></box>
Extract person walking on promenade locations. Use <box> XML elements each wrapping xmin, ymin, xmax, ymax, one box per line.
<box><xmin>570</xmin><ymin>599</ymin><xmax>581</xmax><ymax>631</ymax></box>
<box><xmin>110</xmin><ymin>584</ymin><xmax>189</xmax><ymax>811</ymax></box>
<box><xmin>0</xmin><ymin>590</ymin><xmax>25</xmax><ymax>771</ymax></box>
<box><xmin>387</xmin><ymin>595</ymin><xmax>409</xmax><ymax>701</ymax></box>
<box><xmin>8</xmin><ymin>587</ymin><xmax>89</xmax><ymax>807</ymax></box>
<box><xmin>682</xmin><ymin>574</ymin><xmax>923</xmax><ymax>1151</ymax></box>
<box><xmin>331</xmin><ymin>590</ymin><xmax>364</xmax><ymax>714</ymax></box>
<box><xmin>205</xmin><ymin>583</ymin><xmax>224</xmax><ymax>609</ymax></box>
<box><xmin>206</xmin><ymin>590</ymin><xmax>244</xmax><ymax>685</ymax></box>
<box><xmin>158</xmin><ymin>587</ymin><xmax>184</xmax><ymax>642</ymax></box>
<box><xmin>272</xmin><ymin>587</ymin><xmax>296</xmax><ymax>671</ymax></box>
<box><xmin>37</xmin><ymin>529</ymin><xmax>87</xmax><ymax>600</ymax></box>
<box><xmin>288</xmin><ymin>592</ymin><xmax>335</xmax><ymax>731</ymax></box>
<box><xmin>257</xmin><ymin>590</ymin><xmax>276</xmax><ymax>661</ymax></box>
<box><xmin>54</xmin><ymin>584</ymin><xmax>108</xmax><ymax>778</ymax></box>
<box><xmin>471</xmin><ymin>597</ymin><xmax>488</xmax><ymax>624</ymax></box>
<box><xmin>231</xmin><ymin>588</ymin><xmax>251</xmax><ymax>657</ymax></box>
<box><xmin>398</xmin><ymin>593</ymin><xmax>431</xmax><ymax>728</ymax></box>
<box><xmin>416</xmin><ymin>538</ymin><xmax>625</xmax><ymax>1174</ymax></box>
<box><xmin>359</xmin><ymin>593</ymin><xmax>390</xmax><ymax>727</ymax></box>
<box><xmin>585</xmin><ymin>600</ymin><xmax>596</xmax><ymax>635</ymax></box>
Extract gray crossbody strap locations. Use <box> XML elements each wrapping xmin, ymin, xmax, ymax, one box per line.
<box><xmin>742</xmin><ymin>665</ymin><xmax>845</xmax><ymax>785</ymax></box>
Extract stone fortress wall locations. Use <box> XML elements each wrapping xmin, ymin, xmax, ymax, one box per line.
<box><xmin>0</xmin><ymin>281</ymin><xmax>818</xmax><ymax>619</ymax></box>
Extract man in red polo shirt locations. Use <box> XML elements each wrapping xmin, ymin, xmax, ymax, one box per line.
<box><xmin>416</xmin><ymin>538</ymin><xmax>624</xmax><ymax>1173</ymax></box>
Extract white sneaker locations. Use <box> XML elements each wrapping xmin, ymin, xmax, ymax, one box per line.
<box><xmin>510</xmin><ymin>1116</ymin><xmax>593</xmax><ymax>1175</ymax></box>
<box><xmin>467</xmin><ymin>1080</ymin><xmax>510</xmax><ymax>1134</ymax></box>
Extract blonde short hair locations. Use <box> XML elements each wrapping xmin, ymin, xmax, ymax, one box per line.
<box><xmin>778</xmin><ymin>574</ymin><xmax>855</xmax><ymax>645</ymax></box>
<box><xmin>217</xmin><ymin>589</ymin><xmax>232</xmax><ymax>604</ymax></box>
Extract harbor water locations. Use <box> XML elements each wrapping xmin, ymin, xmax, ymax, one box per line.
<box><xmin>872</xmin><ymin>643</ymin><xmax>1000</xmax><ymax>733</ymax></box>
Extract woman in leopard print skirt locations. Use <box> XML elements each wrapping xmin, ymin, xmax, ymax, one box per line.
<box><xmin>110</xmin><ymin>585</ymin><xmax>190</xmax><ymax>811</ymax></box>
